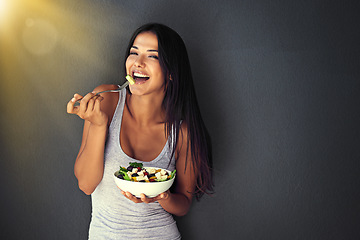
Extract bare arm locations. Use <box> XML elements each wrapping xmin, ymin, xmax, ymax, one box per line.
<box><xmin>157</xmin><ymin>123</ymin><xmax>197</xmax><ymax>216</ymax></box>
<box><xmin>67</xmin><ymin>85</ymin><xmax>118</xmax><ymax>195</ymax></box>
<box><xmin>74</xmin><ymin>120</ymin><xmax>107</xmax><ymax>195</ymax></box>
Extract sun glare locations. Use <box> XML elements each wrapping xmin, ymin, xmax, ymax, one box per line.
<box><xmin>0</xmin><ymin>0</ymin><xmax>5</xmax><ymax>9</ymax></box>
<box><xmin>0</xmin><ymin>0</ymin><xmax>8</xmax><ymax>21</ymax></box>
<box><xmin>0</xmin><ymin>0</ymin><xmax>16</xmax><ymax>30</ymax></box>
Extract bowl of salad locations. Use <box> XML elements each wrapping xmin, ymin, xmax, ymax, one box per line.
<box><xmin>114</xmin><ymin>162</ymin><xmax>176</xmax><ymax>198</ymax></box>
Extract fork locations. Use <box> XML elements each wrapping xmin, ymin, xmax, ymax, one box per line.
<box><xmin>94</xmin><ymin>80</ymin><xmax>130</xmax><ymax>95</ymax></box>
<box><xmin>74</xmin><ymin>75</ymin><xmax>134</xmax><ymax>105</ymax></box>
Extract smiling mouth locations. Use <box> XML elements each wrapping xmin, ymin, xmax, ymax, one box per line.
<box><xmin>133</xmin><ymin>72</ymin><xmax>149</xmax><ymax>84</ymax></box>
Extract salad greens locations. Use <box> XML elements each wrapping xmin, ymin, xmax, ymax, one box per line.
<box><xmin>129</xmin><ymin>162</ymin><xmax>143</xmax><ymax>168</ymax></box>
<box><xmin>115</xmin><ymin>162</ymin><xmax>176</xmax><ymax>182</ymax></box>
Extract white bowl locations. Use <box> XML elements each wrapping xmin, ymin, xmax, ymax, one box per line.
<box><xmin>113</xmin><ymin>167</ymin><xmax>176</xmax><ymax>198</ymax></box>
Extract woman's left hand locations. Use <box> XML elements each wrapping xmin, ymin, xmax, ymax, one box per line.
<box><xmin>120</xmin><ymin>189</ymin><xmax>170</xmax><ymax>204</ymax></box>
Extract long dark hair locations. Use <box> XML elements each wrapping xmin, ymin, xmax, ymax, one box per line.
<box><xmin>124</xmin><ymin>23</ymin><xmax>214</xmax><ymax>200</ymax></box>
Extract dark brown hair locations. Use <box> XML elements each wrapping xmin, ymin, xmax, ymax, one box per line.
<box><xmin>124</xmin><ymin>23</ymin><xmax>214</xmax><ymax>200</ymax></box>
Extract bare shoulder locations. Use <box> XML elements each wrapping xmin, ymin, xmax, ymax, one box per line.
<box><xmin>177</xmin><ymin>121</ymin><xmax>189</xmax><ymax>153</ymax></box>
<box><xmin>93</xmin><ymin>84</ymin><xmax>119</xmax><ymax>92</ymax></box>
<box><xmin>179</xmin><ymin>121</ymin><xmax>189</xmax><ymax>138</ymax></box>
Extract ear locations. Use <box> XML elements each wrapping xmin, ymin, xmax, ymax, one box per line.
<box><xmin>164</xmin><ymin>73</ymin><xmax>172</xmax><ymax>92</ymax></box>
<box><xmin>167</xmin><ymin>72</ymin><xmax>173</xmax><ymax>81</ymax></box>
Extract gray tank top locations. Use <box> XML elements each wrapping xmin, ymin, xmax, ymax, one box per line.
<box><xmin>88</xmin><ymin>88</ymin><xmax>180</xmax><ymax>240</ymax></box>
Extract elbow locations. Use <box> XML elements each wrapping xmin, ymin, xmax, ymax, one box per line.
<box><xmin>78</xmin><ymin>182</ymin><xmax>95</xmax><ymax>195</ymax></box>
<box><xmin>174</xmin><ymin>210</ymin><xmax>189</xmax><ymax>217</ymax></box>
<box><xmin>173</xmin><ymin>199</ymin><xmax>192</xmax><ymax>217</ymax></box>
<box><xmin>74</xmin><ymin>170</ymin><xmax>97</xmax><ymax>195</ymax></box>
<box><xmin>172</xmin><ymin>194</ymin><xmax>192</xmax><ymax>216</ymax></box>
<box><xmin>76</xmin><ymin>175</ymin><xmax>97</xmax><ymax>195</ymax></box>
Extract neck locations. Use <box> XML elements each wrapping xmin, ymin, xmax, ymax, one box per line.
<box><xmin>126</xmin><ymin>93</ymin><xmax>166</xmax><ymax>127</ymax></box>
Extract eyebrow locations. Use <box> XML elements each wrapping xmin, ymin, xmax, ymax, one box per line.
<box><xmin>131</xmin><ymin>46</ymin><xmax>158</xmax><ymax>52</ymax></box>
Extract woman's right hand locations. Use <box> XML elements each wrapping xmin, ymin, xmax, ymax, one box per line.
<box><xmin>67</xmin><ymin>92</ymin><xmax>108</xmax><ymax>127</ymax></box>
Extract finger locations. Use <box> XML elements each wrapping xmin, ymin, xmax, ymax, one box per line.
<box><xmin>147</xmin><ymin>195</ymin><xmax>162</xmax><ymax>203</ymax></box>
<box><xmin>140</xmin><ymin>193</ymin><xmax>150</xmax><ymax>203</ymax></box>
<box><xmin>67</xmin><ymin>94</ymin><xmax>83</xmax><ymax>114</ymax></box>
<box><xmin>87</xmin><ymin>95</ymin><xmax>103</xmax><ymax>114</ymax></box>
<box><xmin>79</xmin><ymin>92</ymin><xmax>95</xmax><ymax>114</ymax></box>
<box><xmin>125</xmin><ymin>192</ymin><xmax>142</xmax><ymax>203</ymax></box>
<box><xmin>151</xmin><ymin>192</ymin><xmax>169</xmax><ymax>202</ymax></box>
<box><xmin>160</xmin><ymin>192</ymin><xmax>169</xmax><ymax>200</ymax></box>
<box><xmin>118</xmin><ymin>188</ymin><xmax>130</xmax><ymax>198</ymax></box>
<box><xmin>71</xmin><ymin>94</ymin><xmax>84</xmax><ymax>109</ymax></box>
<box><xmin>140</xmin><ymin>194</ymin><xmax>164</xmax><ymax>204</ymax></box>
<box><xmin>119</xmin><ymin>189</ymin><xmax>126</xmax><ymax>196</ymax></box>
<box><xmin>86</xmin><ymin>98</ymin><xmax>95</xmax><ymax>114</ymax></box>
<box><xmin>73</xmin><ymin>93</ymin><xmax>84</xmax><ymax>101</ymax></box>
<box><xmin>94</xmin><ymin>96</ymin><xmax>104</xmax><ymax>113</ymax></box>
<box><xmin>67</xmin><ymin>97</ymin><xmax>77</xmax><ymax>114</ymax></box>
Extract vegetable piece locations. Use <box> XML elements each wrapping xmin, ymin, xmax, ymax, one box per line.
<box><xmin>126</xmin><ymin>75</ymin><xmax>135</xmax><ymax>85</ymax></box>
<box><xmin>129</xmin><ymin>162</ymin><xmax>143</xmax><ymax>168</ymax></box>
<box><xmin>123</xmin><ymin>173</ymin><xmax>131</xmax><ymax>181</ymax></box>
<box><xmin>170</xmin><ymin>170</ymin><xmax>176</xmax><ymax>179</ymax></box>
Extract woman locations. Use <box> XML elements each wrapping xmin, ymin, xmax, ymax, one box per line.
<box><xmin>67</xmin><ymin>23</ymin><xmax>213</xmax><ymax>239</ymax></box>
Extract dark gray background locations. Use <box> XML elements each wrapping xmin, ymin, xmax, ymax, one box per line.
<box><xmin>1</xmin><ymin>0</ymin><xmax>359</xmax><ymax>239</ymax></box>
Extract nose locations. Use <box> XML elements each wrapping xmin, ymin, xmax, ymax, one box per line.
<box><xmin>134</xmin><ymin>55</ymin><xmax>145</xmax><ymax>67</ymax></box>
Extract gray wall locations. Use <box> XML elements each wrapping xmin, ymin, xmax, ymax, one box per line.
<box><xmin>1</xmin><ymin>0</ymin><xmax>359</xmax><ymax>239</ymax></box>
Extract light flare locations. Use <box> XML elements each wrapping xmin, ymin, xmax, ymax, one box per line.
<box><xmin>0</xmin><ymin>0</ymin><xmax>11</xmax><ymax>28</ymax></box>
<box><xmin>0</xmin><ymin>0</ymin><xmax>7</xmax><ymax>17</ymax></box>
<box><xmin>0</xmin><ymin>0</ymin><xmax>128</xmax><ymax>173</ymax></box>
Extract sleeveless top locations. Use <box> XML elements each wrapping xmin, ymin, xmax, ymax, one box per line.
<box><xmin>88</xmin><ymin>88</ymin><xmax>181</xmax><ymax>240</ymax></box>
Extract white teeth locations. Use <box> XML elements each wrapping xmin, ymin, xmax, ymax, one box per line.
<box><xmin>133</xmin><ymin>72</ymin><xmax>149</xmax><ymax>78</ymax></box>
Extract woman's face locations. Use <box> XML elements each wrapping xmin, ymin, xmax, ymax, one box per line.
<box><xmin>125</xmin><ymin>31</ymin><xmax>166</xmax><ymax>96</ymax></box>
